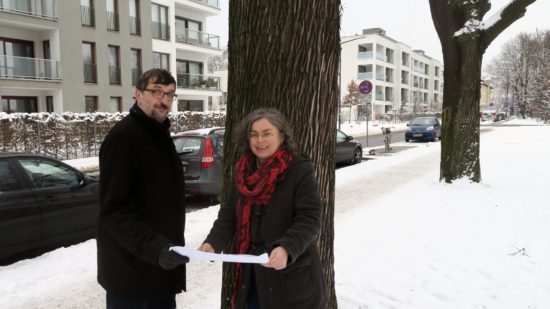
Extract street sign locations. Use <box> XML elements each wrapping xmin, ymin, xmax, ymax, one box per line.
<box><xmin>358</xmin><ymin>80</ymin><xmax>373</xmax><ymax>95</ymax></box>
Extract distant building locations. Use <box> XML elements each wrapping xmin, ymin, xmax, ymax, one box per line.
<box><xmin>341</xmin><ymin>28</ymin><xmax>444</xmax><ymax>119</ymax></box>
<box><xmin>479</xmin><ymin>79</ymin><xmax>493</xmax><ymax>111</ymax></box>
<box><xmin>0</xmin><ymin>0</ymin><xmax>222</xmax><ymax>113</ymax></box>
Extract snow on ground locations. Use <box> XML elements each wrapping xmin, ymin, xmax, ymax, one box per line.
<box><xmin>1</xmin><ymin>120</ymin><xmax>549</xmax><ymax>308</ymax></box>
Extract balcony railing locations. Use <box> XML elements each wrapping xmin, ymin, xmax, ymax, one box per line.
<box><xmin>0</xmin><ymin>0</ymin><xmax>58</xmax><ymax>20</ymax></box>
<box><xmin>81</xmin><ymin>5</ymin><xmax>95</xmax><ymax>27</ymax></box>
<box><xmin>358</xmin><ymin>51</ymin><xmax>373</xmax><ymax>59</ymax></box>
<box><xmin>83</xmin><ymin>63</ymin><xmax>97</xmax><ymax>83</ymax></box>
<box><xmin>190</xmin><ymin>0</ymin><xmax>220</xmax><ymax>8</ymax></box>
<box><xmin>376</xmin><ymin>52</ymin><xmax>385</xmax><ymax>61</ymax></box>
<box><xmin>108</xmin><ymin>65</ymin><xmax>120</xmax><ymax>84</ymax></box>
<box><xmin>152</xmin><ymin>21</ymin><xmax>170</xmax><ymax>40</ymax></box>
<box><xmin>129</xmin><ymin>16</ymin><xmax>141</xmax><ymax>35</ymax></box>
<box><xmin>375</xmin><ymin>93</ymin><xmax>384</xmax><ymax>101</ymax></box>
<box><xmin>357</xmin><ymin>72</ymin><xmax>373</xmax><ymax>80</ymax></box>
<box><xmin>0</xmin><ymin>55</ymin><xmax>61</xmax><ymax>80</ymax></box>
<box><xmin>106</xmin><ymin>11</ymin><xmax>118</xmax><ymax>31</ymax></box>
<box><xmin>176</xmin><ymin>29</ymin><xmax>220</xmax><ymax>49</ymax></box>
<box><xmin>176</xmin><ymin>73</ymin><xmax>220</xmax><ymax>90</ymax></box>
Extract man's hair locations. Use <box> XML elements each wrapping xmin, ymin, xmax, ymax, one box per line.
<box><xmin>135</xmin><ymin>68</ymin><xmax>176</xmax><ymax>91</ymax></box>
<box><xmin>235</xmin><ymin>107</ymin><xmax>298</xmax><ymax>154</ymax></box>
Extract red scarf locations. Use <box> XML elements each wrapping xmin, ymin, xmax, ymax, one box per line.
<box><xmin>231</xmin><ymin>147</ymin><xmax>293</xmax><ymax>307</ymax></box>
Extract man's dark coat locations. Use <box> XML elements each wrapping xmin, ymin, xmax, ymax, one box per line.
<box><xmin>97</xmin><ymin>104</ymin><xmax>186</xmax><ymax>297</ymax></box>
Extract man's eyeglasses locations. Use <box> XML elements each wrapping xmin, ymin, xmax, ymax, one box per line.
<box><xmin>143</xmin><ymin>89</ymin><xmax>177</xmax><ymax>100</ymax></box>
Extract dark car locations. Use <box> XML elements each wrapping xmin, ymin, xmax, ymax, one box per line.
<box><xmin>172</xmin><ymin>127</ymin><xmax>224</xmax><ymax>198</ymax></box>
<box><xmin>405</xmin><ymin>116</ymin><xmax>442</xmax><ymax>142</ymax></box>
<box><xmin>336</xmin><ymin>129</ymin><xmax>362</xmax><ymax>165</ymax></box>
<box><xmin>0</xmin><ymin>153</ymin><xmax>99</xmax><ymax>264</ymax></box>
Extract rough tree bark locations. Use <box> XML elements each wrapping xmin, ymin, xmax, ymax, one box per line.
<box><xmin>219</xmin><ymin>0</ymin><xmax>340</xmax><ymax>308</ymax></box>
<box><xmin>428</xmin><ymin>0</ymin><xmax>536</xmax><ymax>183</ymax></box>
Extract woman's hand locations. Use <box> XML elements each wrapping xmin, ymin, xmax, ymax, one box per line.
<box><xmin>198</xmin><ymin>242</ymin><xmax>215</xmax><ymax>253</ymax></box>
<box><xmin>262</xmin><ymin>246</ymin><xmax>288</xmax><ymax>270</ymax></box>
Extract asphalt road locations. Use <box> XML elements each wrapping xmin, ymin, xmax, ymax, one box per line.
<box><xmin>353</xmin><ymin>132</ymin><xmax>406</xmax><ymax>148</ymax></box>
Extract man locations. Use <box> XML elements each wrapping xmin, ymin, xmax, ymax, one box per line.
<box><xmin>97</xmin><ymin>69</ymin><xmax>189</xmax><ymax>309</ymax></box>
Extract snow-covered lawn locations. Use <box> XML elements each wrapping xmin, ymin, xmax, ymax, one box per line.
<box><xmin>1</xmin><ymin>119</ymin><xmax>549</xmax><ymax>308</ymax></box>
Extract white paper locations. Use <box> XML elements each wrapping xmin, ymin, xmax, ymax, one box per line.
<box><xmin>170</xmin><ymin>246</ymin><xmax>269</xmax><ymax>264</ymax></box>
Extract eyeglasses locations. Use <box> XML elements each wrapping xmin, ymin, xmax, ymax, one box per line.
<box><xmin>143</xmin><ymin>89</ymin><xmax>177</xmax><ymax>100</ymax></box>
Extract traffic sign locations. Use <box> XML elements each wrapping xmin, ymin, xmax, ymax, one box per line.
<box><xmin>359</xmin><ymin>80</ymin><xmax>373</xmax><ymax>95</ymax></box>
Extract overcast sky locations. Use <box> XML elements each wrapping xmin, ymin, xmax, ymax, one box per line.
<box><xmin>208</xmin><ymin>0</ymin><xmax>549</xmax><ymax>64</ymax></box>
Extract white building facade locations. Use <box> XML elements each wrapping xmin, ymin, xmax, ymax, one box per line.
<box><xmin>151</xmin><ymin>0</ymin><xmax>222</xmax><ymax>113</ymax></box>
<box><xmin>0</xmin><ymin>0</ymin><xmax>222</xmax><ymax>113</ymax></box>
<box><xmin>341</xmin><ymin>28</ymin><xmax>443</xmax><ymax>120</ymax></box>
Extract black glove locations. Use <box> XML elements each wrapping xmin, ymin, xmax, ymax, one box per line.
<box><xmin>158</xmin><ymin>244</ymin><xmax>189</xmax><ymax>270</ymax></box>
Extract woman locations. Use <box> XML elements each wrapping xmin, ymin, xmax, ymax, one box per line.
<box><xmin>199</xmin><ymin>108</ymin><xmax>326</xmax><ymax>308</ymax></box>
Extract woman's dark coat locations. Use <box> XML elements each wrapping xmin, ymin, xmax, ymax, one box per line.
<box><xmin>205</xmin><ymin>154</ymin><xmax>326</xmax><ymax>309</ymax></box>
<box><xmin>97</xmin><ymin>104</ymin><xmax>186</xmax><ymax>297</ymax></box>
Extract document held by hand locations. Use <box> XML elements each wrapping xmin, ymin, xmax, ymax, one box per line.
<box><xmin>170</xmin><ymin>246</ymin><xmax>269</xmax><ymax>264</ymax></box>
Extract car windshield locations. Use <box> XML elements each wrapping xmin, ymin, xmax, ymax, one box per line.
<box><xmin>411</xmin><ymin>117</ymin><xmax>435</xmax><ymax>126</ymax></box>
<box><xmin>173</xmin><ymin>138</ymin><xmax>202</xmax><ymax>155</ymax></box>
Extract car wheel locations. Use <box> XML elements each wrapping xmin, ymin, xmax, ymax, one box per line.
<box><xmin>353</xmin><ymin>147</ymin><xmax>362</xmax><ymax>164</ymax></box>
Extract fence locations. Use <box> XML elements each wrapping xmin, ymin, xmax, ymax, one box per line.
<box><xmin>0</xmin><ymin>112</ymin><xmax>226</xmax><ymax>160</ymax></box>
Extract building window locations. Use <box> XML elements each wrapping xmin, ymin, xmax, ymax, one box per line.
<box><xmin>106</xmin><ymin>0</ymin><xmax>119</xmax><ymax>31</ymax></box>
<box><xmin>46</xmin><ymin>96</ymin><xmax>54</xmax><ymax>112</ymax></box>
<box><xmin>153</xmin><ymin>52</ymin><xmax>170</xmax><ymax>71</ymax></box>
<box><xmin>176</xmin><ymin>60</ymin><xmax>203</xmax><ymax>88</ymax></box>
<box><xmin>131</xmin><ymin>48</ymin><xmax>142</xmax><ymax>85</ymax></box>
<box><xmin>178</xmin><ymin>100</ymin><xmax>203</xmax><ymax>112</ymax></box>
<box><xmin>82</xmin><ymin>42</ymin><xmax>97</xmax><ymax>83</ymax></box>
<box><xmin>110</xmin><ymin>96</ymin><xmax>122</xmax><ymax>112</ymax></box>
<box><xmin>0</xmin><ymin>38</ymin><xmax>34</xmax><ymax>78</ymax></box>
<box><xmin>81</xmin><ymin>0</ymin><xmax>95</xmax><ymax>27</ymax></box>
<box><xmin>129</xmin><ymin>0</ymin><xmax>141</xmax><ymax>35</ymax></box>
<box><xmin>1</xmin><ymin>96</ymin><xmax>38</xmax><ymax>113</ymax></box>
<box><xmin>108</xmin><ymin>45</ymin><xmax>120</xmax><ymax>84</ymax></box>
<box><xmin>151</xmin><ymin>3</ymin><xmax>169</xmax><ymax>40</ymax></box>
<box><xmin>175</xmin><ymin>17</ymin><xmax>202</xmax><ymax>43</ymax></box>
<box><xmin>85</xmin><ymin>96</ymin><xmax>98</xmax><ymax>112</ymax></box>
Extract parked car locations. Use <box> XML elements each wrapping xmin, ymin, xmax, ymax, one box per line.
<box><xmin>405</xmin><ymin>116</ymin><xmax>442</xmax><ymax>142</ymax></box>
<box><xmin>0</xmin><ymin>153</ymin><xmax>99</xmax><ymax>264</ymax></box>
<box><xmin>172</xmin><ymin>127</ymin><xmax>225</xmax><ymax>198</ymax></box>
<box><xmin>336</xmin><ymin>129</ymin><xmax>363</xmax><ymax>165</ymax></box>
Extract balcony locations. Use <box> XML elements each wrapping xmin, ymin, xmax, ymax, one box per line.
<box><xmin>0</xmin><ymin>0</ymin><xmax>57</xmax><ymax>20</ymax></box>
<box><xmin>81</xmin><ymin>5</ymin><xmax>95</xmax><ymax>27</ymax></box>
<box><xmin>152</xmin><ymin>22</ymin><xmax>170</xmax><ymax>40</ymax></box>
<box><xmin>358</xmin><ymin>51</ymin><xmax>373</xmax><ymax>59</ymax></box>
<box><xmin>189</xmin><ymin>0</ymin><xmax>219</xmax><ymax>8</ymax></box>
<box><xmin>0</xmin><ymin>55</ymin><xmax>61</xmax><ymax>80</ymax></box>
<box><xmin>177</xmin><ymin>73</ymin><xmax>220</xmax><ymax>90</ymax></box>
<box><xmin>176</xmin><ymin>29</ymin><xmax>220</xmax><ymax>49</ymax></box>
<box><xmin>357</xmin><ymin>72</ymin><xmax>373</xmax><ymax>80</ymax></box>
<box><xmin>129</xmin><ymin>16</ymin><xmax>141</xmax><ymax>35</ymax></box>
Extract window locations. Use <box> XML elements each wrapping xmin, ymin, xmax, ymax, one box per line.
<box><xmin>0</xmin><ymin>160</ymin><xmax>20</xmax><ymax>192</ymax></box>
<box><xmin>129</xmin><ymin>0</ymin><xmax>140</xmax><ymax>35</ymax></box>
<box><xmin>177</xmin><ymin>100</ymin><xmax>203</xmax><ymax>111</ymax></box>
<box><xmin>46</xmin><ymin>96</ymin><xmax>54</xmax><ymax>112</ymax></box>
<box><xmin>81</xmin><ymin>0</ymin><xmax>95</xmax><ymax>27</ymax></box>
<box><xmin>85</xmin><ymin>96</ymin><xmax>98</xmax><ymax>112</ymax></box>
<box><xmin>108</xmin><ymin>45</ymin><xmax>120</xmax><ymax>84</ymax></box>
<box><xmin>131</xmin><ymin>48</ymin><xmax>142</xmax><ymax>85</ymax></box>
<box><xmin>0</xmin><ymin>37</ymin><xmax>35</xmax><ymax>78</ymax></box>
<box><xmin>175</xmin><ymin>17</ymin><xmax>202</xmax><ymax>43</ymax></box>
<box><xmin>110</xmin><ymin>96</ymin><xmax>122</xmax><ymax>112</ymax></box>
<box><xmin>106</xmin><ymin>0</ymin><xmax>119</xmax><ymax>31</ymax></box>
<box><xmin>82</xmin><ymin>42</ymin><xmax>96</xmax><ymax>83</ymax></box>
<box><xmin>176</xmin><ymin>60</ymin><xmax>203</xmax><ymax>88</ymax></box>
<box><xmin>151</xmin><ymin>3</ymin><xmax>169</xmax><ymax>40</ymax></box>
<box><xmin>18</xmin><ymin>158</ymin><xmax>79</xmax><ymax>188</ymax></box>
<box><xmin>153</xmin><ymin>52</ymin><xmax>170</xmax><ymax>71</ymax></box>
<box><xmin>1</xmin><ymin>96</ymin><xmax>38</xmax><ymax>113</ymax></box>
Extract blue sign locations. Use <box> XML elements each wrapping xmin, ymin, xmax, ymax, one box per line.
<box><xmin>359</xmin><ymin>80</ymin><xmax>373</xmax><ymax>95</ymax></box>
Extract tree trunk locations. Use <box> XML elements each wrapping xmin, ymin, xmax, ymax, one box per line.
<box><xmin>429</xmin><ymin>0</ymin><xmax>536</xmax><ymax>183</ymax></box>
<box><xmin>221</xmin><ymin>1</ymin><xmax>340</xmax><ymax>308</ymax></box>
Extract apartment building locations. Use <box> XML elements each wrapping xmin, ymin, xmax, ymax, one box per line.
<box><xmin>341</xmin><ymin>28</ymin><xmax>443</xmax><ymax>119</ymax></box>
<box><xmin>0</xmin><ymin>0</ymin><xmax>222</xmax><ymax>113</ymax></box>
<box><xmin>151</xmin><ymin>0</ymin><xmax>222</xmax><ymax>112</ymax></box>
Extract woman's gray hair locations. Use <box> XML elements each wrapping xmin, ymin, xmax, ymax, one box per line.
<box><xmin>235</xmin><ymin>108</ymin><xmax>298</xmax><ymax>154</ymax></box>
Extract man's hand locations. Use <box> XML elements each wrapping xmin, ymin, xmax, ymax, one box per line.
<box><xmin>158</xmin><ymin>244</ymin><xmax>189</xmax><ymax>270</ymax></box>
<box><xmin>197</xmin><ymin>242</ymin><xmax>215</xmax><ymax>253</ymax></box>
<box><xmin>262</xmin><ymin>246</ymin><xmax>288</xmax><ymax>270</ymax></box>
